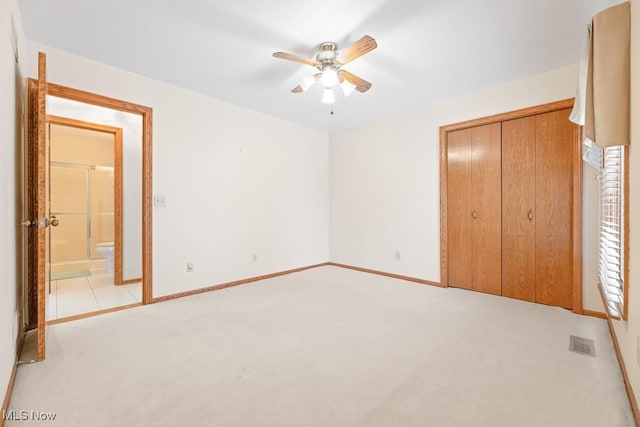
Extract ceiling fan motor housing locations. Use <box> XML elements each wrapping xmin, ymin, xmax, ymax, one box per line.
<box><xmin>317</xmin><ymin>42</ymin><xmax>339</xmax><ymax>70</ymax></box>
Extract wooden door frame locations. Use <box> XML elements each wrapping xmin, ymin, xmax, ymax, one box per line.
<box><xmin>47</xmin><ymin>115</ymin><xmax>125</xmax><ymax>286</ymax></box>
<box><xmin>26</xmin><ymin>78</ymin><xmax>153</xmax><ymax>359</ymax></box>
<box><xmin>439</xmin><ymin>98</ymin><xmax>583</xmax><ymax>314</ymax></box>
<box><xmin>25</xmin><ymin>54</ymin><xmax>47</xmax><ymax>359</ymax></box>
<box><xmin>43</xmin><ymin>82</ymin><xmax>154</xmax><ymax>304</ymax></box>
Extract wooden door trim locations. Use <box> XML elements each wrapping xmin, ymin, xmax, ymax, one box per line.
<box><xmin>36</xmin><ymin>53</ymin><xmax>46</xmax><ymax>360</ymax></box>
<box><xmin>46</xmin><ymin>303</ymin><xmax>142</xmax><ymax>326</ymax></box>
<box><xmin>622</xmin><ymin>146</ymin><xmax>630</xmax><ymax>320</ymax></box>
<box><xmin>440</xmin><ymin>99</ymin><xmax>575</xmax><ymax>133</ymax></box>
<box><xmin>28</xmin><ymin>80</ymin><xmax>153</xmax><ymax>307</ymax></box>
<box><xmin>26</xmin><ymin>79</ymin><xmax>38</xmax><ymax>333</ymax></box>
<box><xmin>47</xmin><ymin>115</ymin><xmax>125</xmax><ymax>286</ymax></box>
<box><xmin>439</xmin><ymin>127</ymin><xmax>449</xmax><ymax>287</ymax></box>
<box><xmin>572</xmin><ymin>124</ymin><xmax>583</xmax><ymax>314</ymax></box>
<box><xmin>439</xmin><ymin>98</ymin><xmax>583</xmax><ymax>313</ymax></box>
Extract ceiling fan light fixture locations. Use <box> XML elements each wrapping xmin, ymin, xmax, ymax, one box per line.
<box><xmin>321</xmin><ymin>88</ymin><xmax>335</xmax><ymax>104</ymax></box>
<box><xmin>273</xmin><ymin>35</ymin><xmax>377</xmax><ymax>108</ymax></box>
<box><xmin>340</xmin><ymin>79</ymin><xmax>357</xmax><ymax>97</ymax></box>
<box><xmin>301</xmin><ymin>75</ymin><xmax>317</xmax><ymax>92</ymax></box>
<box><xmin>321</xmin><ymin>68</ymin><xmax>339</xmax><ymax>88</ymax></box>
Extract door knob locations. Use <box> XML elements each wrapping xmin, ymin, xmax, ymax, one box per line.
<box><xmin>21</xmin><ymin>220</ymin><xmax>33</xmax><ymax>227</ymax></box>
<box><xmin>50</xmin><ymin>215</ymin><xmax>60</xmax><ymax>227</ymax></box>
<box><xmin>472</xmin><ymin>210</ymin><xmax>478</xmax><ymax>220</ymax></box>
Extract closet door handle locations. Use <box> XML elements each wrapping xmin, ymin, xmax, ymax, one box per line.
<box><xmin>472</xmin><ymin>210</ymin><xmax>478</xmax><ymax>220</ymax></box>
<box><xmin>528</xmin><ymin>209</ymin><xmax>534</xmax><ymax>221</ymax></box>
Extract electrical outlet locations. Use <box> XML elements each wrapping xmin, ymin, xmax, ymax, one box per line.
<box><xmin>252</xmin><ymin>253</ymin><xmax>257</xmax><ymax>262</ymax></box>
<box><xmin>154</xmin><ymin>195</ymin><xmax>166</xmax><ymax>207</ymax></box>
<box><xmin>395</xmin><ymin>251</ymin><xmax>401</xmax><ymax>261</ymax></box>
<box><xmin>186</xmin><ymin>261</ymin><xmax>193</xmax><ymax>272</ymax></box>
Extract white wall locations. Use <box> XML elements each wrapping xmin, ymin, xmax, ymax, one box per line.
<box><xmin>26</xmin><ymin>42</ymin><xmax>330</xmax><ymax>298</ymax></box>
<box><xmin>611</xmin><ymin>0</ymin><xmax>640</xmax><ymax>410</ymax></box>
<box><xmin>0</xmin><ymin>0</ymin><xmax>25</xmax><ymax>405</ymax></box>
<box><xmin>330</xmin><ymin>64</ymin><xmax>603</xmax><ymax>312</ymax></box>
<box><xmin>47</xmin><ymin>96</ymin><xmax>143</xmax><ymax>280</ymax></box>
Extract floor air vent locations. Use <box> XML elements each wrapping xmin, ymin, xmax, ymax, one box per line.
<box><xmin>569</xmin><ymin>335</ymin><xmax>596</xmax><ymax>357</ymax></box>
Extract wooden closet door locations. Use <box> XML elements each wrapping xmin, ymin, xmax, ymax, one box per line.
<box><xmin>502</xmin><ymin>116</ymin><xmax>536</xmax><ymax>302</ymax></box>
<box><xmin>447</xmin><ymin>128</ymin><xmax>473</xmax><ymax>290</ymax></box>
<box><xmin>470</xmin><ymin>123</ymin><xmax>502</xmax><ymax>295</ymax></box>
<box><xmin>535</xmin><ymin>108</ymin><xmax>574</xmax><ymax>308</ymax></box>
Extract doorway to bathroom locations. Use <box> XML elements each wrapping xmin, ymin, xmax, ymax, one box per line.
<box><xmin>45</xmin><ymin>116</ymin><xmax>142</xmax><ymax>321</ymax></box>
<box><xmin>24</xmin><ymin>53</ymin><xmax>153</xmax><ymax>360</ymax></box>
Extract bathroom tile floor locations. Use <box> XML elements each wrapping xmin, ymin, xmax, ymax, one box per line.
<box><xmin>46</xmin><ymin>269</ymin><xmax>141</xmax><ymax>321</ymax></box>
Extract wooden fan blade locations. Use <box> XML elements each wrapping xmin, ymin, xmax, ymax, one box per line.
<box><xmin>339</xmin><ymin>70</ymin><xmax>372</xmax><ymax>93</ymax></box>
<box><xmin>337</xmin><ymin>35</ymin><xmax>377</xmax><ymax>65</ymax></box>
<box><xmin>273</xmin><ymin>52</ymin><xmax>317</xmax><ymax>67</ymax></box>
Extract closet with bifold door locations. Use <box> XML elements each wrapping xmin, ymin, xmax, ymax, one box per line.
<box><xmin>446</xmin><ymin>123</ymin><xmax>502</xmax><ymax>295</ymax></box>
<box><xmin>501</xmin><ymin>108</ymin><xmax>575</xmax><ymax>309</ymax></box>
<box><xmin>442</xmin><ymin>101</ymin><xmax>580</xmax><ymax>311</ymax></box>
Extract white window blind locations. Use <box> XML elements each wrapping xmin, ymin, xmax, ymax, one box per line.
<box><xmin>598</xmin><ymin>145</ymin><xmax>626</xmax><ymax>318</ymax></box>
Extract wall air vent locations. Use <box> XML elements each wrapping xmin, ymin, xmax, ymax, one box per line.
<box><xmin>569</xmin><ymin>335</ymin><xmax>596</xmax><ymax>357</ymax></box>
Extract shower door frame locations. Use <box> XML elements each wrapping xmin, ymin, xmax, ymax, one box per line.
<box><xmin>47</xmin><ymin>116</ymin><xmax>124</xmax><ymax>285</ymax></box>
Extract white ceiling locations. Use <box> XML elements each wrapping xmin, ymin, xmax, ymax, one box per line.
<box><xmin>19</xmin><ymin>0</ymin><xmax>620</xmax><ymax>133</ymax></box>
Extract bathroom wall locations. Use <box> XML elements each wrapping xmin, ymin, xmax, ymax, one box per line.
<box><xmin>50</xmin><ymin>124</ymin><xmax>114</xmax><ymax>164</ymax></box>
<box><xmin>49</xmin><ymin>124</ymin><xmax>114</xmax><ymax>266</ymax></box>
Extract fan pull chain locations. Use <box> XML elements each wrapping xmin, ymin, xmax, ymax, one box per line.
<box><xmin>330</xmin><ymin>105</ymin><xmax>334</xmax><ymax>115</ymax></box>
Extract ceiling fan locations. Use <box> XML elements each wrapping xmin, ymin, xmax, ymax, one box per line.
<box><xmin>273</xmin><ymin>35</ymin><xmax>377</xmax><ymax>105</ymax></box>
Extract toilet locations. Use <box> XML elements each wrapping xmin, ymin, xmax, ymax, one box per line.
<box><xmin>95</xmin><ymin>242</ymin><xmax>115</xmax><ymax>273</ymax></box>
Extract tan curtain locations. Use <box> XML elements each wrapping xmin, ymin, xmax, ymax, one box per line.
<box><xmin>585</xmin><ymin>1</ymin><xmax>630</xmax><ymax>148</ymax></box>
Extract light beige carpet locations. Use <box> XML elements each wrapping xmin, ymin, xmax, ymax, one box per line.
<box><xmin>7</xmin><ymin>266</ymin><xmax>635</xmax><ymax>426</ymax></box>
